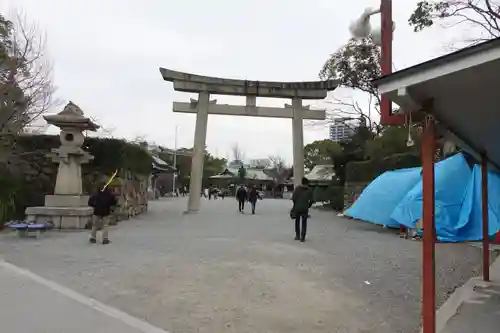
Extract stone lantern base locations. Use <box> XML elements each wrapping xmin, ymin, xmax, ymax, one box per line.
<box><xmin>25</xmin><ymin>194</ymin><xmax>93</xmax><ymax>229</ymax></box>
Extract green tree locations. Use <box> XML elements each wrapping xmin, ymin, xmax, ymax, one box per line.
<box><xmin>329</xmin><ymin>126</ymin><xmax>374</xmax><ymax>185</ymax></box>
<box><xmin>0</xmin><ymin>14</ymin><xmax>13</xmax><ymax>66</ymax></box>
<box><xmin>365</xmin><ymin>126</ymin><xmax>421</xmax><ymax>160</ymax></box>
<box><xmin>320</xmin><ymin>37</ymin><xmax>381</xmax><ymax>97</ymax></box>
<box><xmin>266</xmin><ymin>155</ymin><xmax>291</xmax><ymax>195</ymax></box>
<box><xmin>304</xmin><ymin>139</ymin><xmax>343</xmax><ymax>170</ymax></box>
<box><xmin>158</xmin><ymin>147</ymin><xmax>226</xmax><ymax>186</ymax></box>
<box><xmin>409</xmin><ymin>1</ymin><xmax>500</xmax><ymax>43</ymax></box>
<box><xmin>204</xmin><ymin>152</ymin><xmax>227</xmax><ymax>178</ymax></box>
<box><xmin>319</xmin><ymin>37</ymin><xmax>383</xmax><ymax>133</ymax></box>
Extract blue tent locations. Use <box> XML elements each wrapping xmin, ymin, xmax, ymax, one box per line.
<box><xmin>344</xmin><ymin>153</ymin><xmax>500</xmax><ymax>242</ymax></box>
<box><xmin>455</xmin><ymin>166</ymin><xmax>500</xmax><ymax>241</ymax></box>
<box><xmin>390</xmin><ymin>153</ymin><xmax>472</xmax><ymax>242</ymax></box>
<box><xmin>344</xmin><ymin>167</ymin><xmax>422</xmax><ymax>228</ymax></box>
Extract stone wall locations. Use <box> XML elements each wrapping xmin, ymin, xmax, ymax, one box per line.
<box><xmin>82</xmin><ymin>170</ymin><xmax>149</xmax><ymax>225</ymax></box>
<box><xmin>343</xmin><ymin>181</ymin><xmax>370</xmax><ymax>210</ymax></box>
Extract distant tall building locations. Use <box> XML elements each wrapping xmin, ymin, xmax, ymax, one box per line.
<box><xmin>329</xmin><ymin>118</ymin><xmax>356</xmax><ymax>143</ymax></box>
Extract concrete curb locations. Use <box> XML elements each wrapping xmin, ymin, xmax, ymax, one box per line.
<box><xmin>421</xmin><ymin>255</ymin><xmax>500</xmax><ymax>333</ymax></box>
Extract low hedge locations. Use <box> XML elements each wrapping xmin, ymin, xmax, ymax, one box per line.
<box><xmin>380</xmin><ymin>153</ymin><xmax>421</xmax><ymax>172</ymax></box>
<box><xmin>345</xmin><ymin>152</ymin><xmax>421</xmax><ymax>182</ymax></box>
<box><xmin>0</xmin><ymin>169</ymin><xmax>19</xmax><ymax>225</ymax></box>
<box><xmin>13</xmin><ymin>134</ymin><xmax>152</xmax><ymax>175</ymax></box>
<box><xmin>326</xmin><ymin>185</ymin><xmax>344</xmax><ymax>211</ymax></box>
<box><xmin>312</xmin><ymin>184</ymin><xmax>344</xmax><ymax>211</ymax></box>
<box><xmin>345</xmin><ymin>160</ymin><xmax>379</xmax><ymax>183</ymax></box>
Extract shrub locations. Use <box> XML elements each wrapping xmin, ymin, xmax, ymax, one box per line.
<box><xmin>313</xmin><ymin>186</ymin><xmax>327</xmax><ymax>203</ymax></box>
<box><xmin>327</xmin><ymin>185</ymin><xmax>344</xmax><ymax>211</ymax></box>
<box><xmin>379</xmin><ymin>152</ymin><xmax>421</xmax><ymax>172</ymax></box>
<box><xmin>345</xmin><ymin>152</ymin><xmax>421</xmax><ymax>182</ymax></box>
<box><xmin>311</xmin><ymin>184</ymin><xmax>344</xmax><ymax>211</ymax></box>
<box><xmin>14</xmin><ymin>135</ymin><xmax>152</xmax><ymax>175</ymax></box>
<box><xmin>345</xmin><ymin>159</ymin><xmax>379</xmax><ymax>182</ymax></box>
<box><xmin>3</xmin><ymin>135</ymin><xmax>153</xmax><ymax>222</ymax></box>
<box><xmin>0</xmin><ymin>170</ymin><xmax>18</xmax><ymax>226</ymax></box>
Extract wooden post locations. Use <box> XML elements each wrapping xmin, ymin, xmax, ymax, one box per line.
<box><xmin>481</xmin><ymin>152</ymin><xmax>490</xmax><ymax>281</ymax></box>
<box><xmin>421</xmin><ymin>114</ymin><xmax>436</xmax><ymax>333</ymax></box>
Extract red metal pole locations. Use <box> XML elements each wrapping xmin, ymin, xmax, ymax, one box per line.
<box><xmin>421</xmin><ymin>115</ymin><xmax>436</xmax><ymax>333</ymax></box>
<box><xmin>379</xmin><ymin>0</ymin><xmax>405</xmax><ymax>125</ymax></box>
<box><xmin>380</xmin><ymin>0</ymin><xmax>392</xmax><ymax>125</ymax></box>
<box><xmin>481</xmin><ymin>152</ymin><xmax>490</xmax><ymax>281</ymax></box>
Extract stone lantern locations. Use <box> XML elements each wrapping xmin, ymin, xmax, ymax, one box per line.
<box><xmin>25</xmin><ymin>102</ymin><xmax>99</xmax><ymax>229</ymax></box>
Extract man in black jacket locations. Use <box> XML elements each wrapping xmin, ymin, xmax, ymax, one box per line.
<box><xmin>88</xmin><ymin>184</ymin><xmax>117</xmax><ymax>244</ymax></box>
<box><xmin>291</xmin><ymin>177</ymin><xmax>313</xmax><ymax>242</ymax></box>
<box><xmin>236</xmin><ymin>185</ymin><xmax>247</xmax><ymax>213</ymax></box>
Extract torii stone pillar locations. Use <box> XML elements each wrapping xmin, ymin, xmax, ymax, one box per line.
<box><xmin>187</xmin><ymin>92</ymin><xmax>210</xmax><ymax>212</ymax></box>
<box><xmin>292</xmin><ymin>97</ymin><xmax>305</xmax><ymax>188</ymax></box>
<box><xmin>159</xmin><ymin>68</ymin><xmax>339</xmax><ymax>213</ymax></box>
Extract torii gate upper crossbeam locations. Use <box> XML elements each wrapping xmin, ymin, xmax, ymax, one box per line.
<box><xmin>160</xmin><ymin>68</ymin><xmax>339</xmax><ymax>99</ymax></box>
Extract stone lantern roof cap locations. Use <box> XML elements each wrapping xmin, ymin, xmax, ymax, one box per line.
<box><xmin>43</xmin><ymin>101</ymin><xmax>99</xmax><ymax>131</ymax></box>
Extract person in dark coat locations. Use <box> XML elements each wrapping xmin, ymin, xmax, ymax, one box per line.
<box><xmin>88</xmin><ymin>183</ymin><xmax>117</xmax><ymax>244</ymax></box>
<box><xmin>236</xmin><ymin>185</ymin><xmax>248</xmax><ymax>213</ymax></box>
<box><xmin>248</xmin><ymin>185</ymin><xmax>259</xmax><ymax>215</ymax></box>
<box><xmin>291</xmin><ymin>177</ymin><xmax>313</xmax><ymax>242</ymax></box>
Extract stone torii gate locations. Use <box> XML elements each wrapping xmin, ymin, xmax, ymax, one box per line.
<box><xmin>159</xmin><ymin>68</ymin><xmax>339</xmax><ymax>212</ymax></box>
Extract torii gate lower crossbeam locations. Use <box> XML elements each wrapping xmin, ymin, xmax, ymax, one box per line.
<box><xmin>159</xmin><ymin>68</ymin><xmax>339</xmax><ymax>213</ymax></box>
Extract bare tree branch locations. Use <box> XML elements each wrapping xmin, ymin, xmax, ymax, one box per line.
<box><xmin>231</xmin><ymin>143</ymin><xmax>245</xmax><ymax>162</ymax></box>
<box><xmin>0</xmin><ymin>10</ymin><xmax>58</xmax><ymax>134</ymax></box>
<box><xmin>321</xmin><ymin>95</ymin><xmax>381</xmax><ymax>133</ymax></box>
<box><xmin>266</xmin><ymin>155</ymin><xmax>290</xmax><ymax>186</ymax></box>
<box><xmin>409</xmin><ymin>1</ymin><xmax>500</xmax><ymax>45</ymax></box>
<box><xmin>85</xmin><ymin>115</ymin><xmax>116</xmax><ymax>138</ymax></box>
<box><xmin>268</xmin><ymin>155</ymin><xmax>286</xmax><ymax>170</ymax></box>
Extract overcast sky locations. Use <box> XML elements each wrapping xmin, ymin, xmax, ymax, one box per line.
<box><xmin>4</xmin><ymin>0</ymin><xmax>456</xmax><ymax>163</ymax></box>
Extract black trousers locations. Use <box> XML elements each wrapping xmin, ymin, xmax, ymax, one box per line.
<box><xmin>238</xmin><ymin>200</ymin><xmax>245</xmax><ymax>211</ymax></box>
<box><xmin>295</xmin><ymin>213</ymin><xmax>308</xmax><ymax>240</ymax></box>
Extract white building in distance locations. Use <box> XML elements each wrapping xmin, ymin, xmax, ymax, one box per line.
<box><xmin>329</xmin><ymin>118</ymin><xmax>357</xmax><ymax>143</ymax></box>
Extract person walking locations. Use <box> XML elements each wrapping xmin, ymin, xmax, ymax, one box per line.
<box><xmin>291</xmin><ymin>177</ymin><xmax>313</xmax><ymax>242</ymax></box>
<box><xmin>88</xmin><ymin>183</ymin><xmax>117</xmax><ymax>244</ymax></box>
<box><xmin>248</xmin><ymin>185</ymin><xmax>259</xmax><ymax>215</ymax></box>
<box><xmin>236</xmin><ymin>185</ymin><xmax>248</xmax><ymax>213</ymax></box>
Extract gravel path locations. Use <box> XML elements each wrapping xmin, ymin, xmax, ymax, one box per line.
<box><xmin>0</xmin><ymin>198</ymin><xmax>488</xmax><ymax>333</ymax></box>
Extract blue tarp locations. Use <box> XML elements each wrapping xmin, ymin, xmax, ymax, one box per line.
<box><xmin>344</xmin><ymin>152</ymin><xmax>500</xmax><ymax>242</ymax></box>
<box><xmin>456</xmin><ymin>166</ymin><xmax>500</xmax><ymax>241</ymax></box>
<box><xmin>391</xmin><ymin>153</ymin><xmax>472</xmax><ymax>242</ymax></box>
<box><xmin>344</xmin><ymin>167</ymin><xmax>422</xmax><ymax>228</ymax></box>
